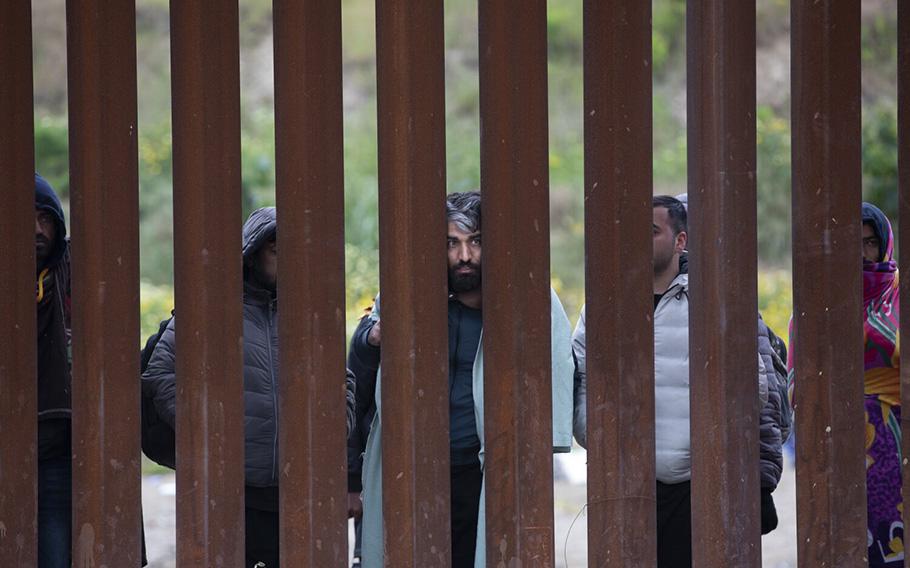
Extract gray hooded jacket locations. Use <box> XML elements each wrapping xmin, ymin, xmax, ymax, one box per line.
<box><xmin>142</xmin><ymin>207</ymin><xmax>355</xmax><ymax>487</ymax></box>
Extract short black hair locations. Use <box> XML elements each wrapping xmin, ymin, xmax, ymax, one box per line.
<box><xmin>653</xmin><ymin>195</ymin><xmax>687</xmax><ymax>235</ymax></box>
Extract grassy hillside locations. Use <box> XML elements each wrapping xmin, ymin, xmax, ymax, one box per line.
<box><xmin>29</xmin><ymin>0</ymin><xmax>900</xmax><ymax>335</ymax></box>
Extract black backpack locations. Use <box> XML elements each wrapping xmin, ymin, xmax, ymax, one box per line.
<box><xmin>140</xmin><ymin>312</ymin><xmax>176</xmax><ymax>469</ymax></box>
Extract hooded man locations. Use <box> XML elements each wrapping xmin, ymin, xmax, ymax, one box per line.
<box><xmin>35</xmin><ymin>173</ymin><xmax>74</xmax><ymax>568</ymax></box>
<box><xmin>142</xmin><ymin>207</ymin><xmax>356</xmax><ymax>567</ymax></box>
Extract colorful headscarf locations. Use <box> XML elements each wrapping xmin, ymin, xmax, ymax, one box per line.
<box><xmin>861</xmin><ymin>202</ymin><xmax>899</xmax><ymax>404</ymax></box>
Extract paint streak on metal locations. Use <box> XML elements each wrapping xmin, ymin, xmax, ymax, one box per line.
<box><xmin>582</xmin><ymin>0</ymin><xmax>656</xmax><ymax>565</ymax></box>
<box><xmin>479</xmin><ymin>0</ymin><xmax>554</xmax><ymax>564</ymax></box>
<box><xmin>376</xmin><ymin>0</ymin><xmax>451</xmax><ymax>565</ymax></box>
<box><xmin>687</xmin><ymin>2</ymin><xmax>762</xmax><ymax>566</ymax></box>
<box><xmin>0</xmin><ymin>2</ymin><xmax>38</xmax><ymax>565</ymax></box>
<box><xmin>66</xmin><ymin>0</ymin><xmax>143</xmax><ymax>564</ymax></box>
<box><xmin>791</xmin><ymin>1</ymin><xmax>867</xmax><ymax>565</ymax></box>
<box><xmin>170</xmin><ymin>0</ymin><xmax>245</xmax><ymax>565</ymax></box>
<box><xmin>273</xmin><ymin>0</ymin><xmax>348</xmax><ymax>564</ymax></box>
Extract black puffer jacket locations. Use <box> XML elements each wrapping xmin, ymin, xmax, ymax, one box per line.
<box><xmin>758</xmin><ymin>316</ymin><xmax>788</xmax><ymax>491</ymax></box>
<box><xmin>35</xmin><ymin>173</ymin><xmax>73</xmax><ymax>460</ymax></box>
<box><xmin>142</xmin><ymin>207</ymin><xmax>355</xmax><ymax>487</ymax></box>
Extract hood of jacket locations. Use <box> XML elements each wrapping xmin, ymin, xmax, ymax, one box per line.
<box><xmin>242</xmin><ymin>206</ymin><xmax>277</xmax><ymax>262</ymax></box>
<box><xmin>35</xmin><ymin>173</ymin><xmax>68</xmax><ymax>268</ymax></box>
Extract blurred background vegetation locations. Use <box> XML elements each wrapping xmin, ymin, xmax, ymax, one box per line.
<box><xmin>32</xmin><ymin>0</ymin><xmax>898</xmax><ymax>342</ymax></box>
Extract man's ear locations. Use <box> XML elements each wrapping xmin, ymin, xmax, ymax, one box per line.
<box><xmin>675</xmin><ymin>231</ymin><xmax>688</xmax><ymax>254</ymax></box>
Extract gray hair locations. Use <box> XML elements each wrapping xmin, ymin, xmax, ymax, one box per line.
<box><xmin>446</xmin><ymin>191</ymin><xmax>481</xmax><ymax>233</ymax></box>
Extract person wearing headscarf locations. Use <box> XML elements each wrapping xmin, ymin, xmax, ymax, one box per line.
<box><xmin>859</xmin><ymin>202</ymin><xmax>902</xmax><ymax>566</ymax></box>
<box><xmin>787</xmin><ymin>203</ymin><xmax>902</xmax><ymax>566</ymax></box>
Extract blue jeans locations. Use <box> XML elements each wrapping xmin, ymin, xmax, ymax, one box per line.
<box><xmin>38</xmin><ymin>458</ymin><xmax>72</xmax><ymax>568</ymax></box>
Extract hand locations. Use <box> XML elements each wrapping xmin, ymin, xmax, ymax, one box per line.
<box><xmin>348</xmin><ymin>492</ymin><xmax>363</xmax><ymax>519</ymax></box>
<box><xmin>760</xmin><ymin>488</ymin><xmax>778</xmax><ymax>534</ymax></box>
<box><xmin>367</xmin><ymin>320</ymin><xmax>381</xmax><ymax>347</ymax></box>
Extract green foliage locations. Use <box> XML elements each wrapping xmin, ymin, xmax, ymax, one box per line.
<box><xmin>652</xmin><ymin>0</ymin><xmax>686</xmax><ymax>75</ymax></box>
<box><xmin>863</xmin><ymin>103</ymin><xmax>898</xmax><ymax>223</ymax></box>
<box><xmin>34</xmin><ymin>115</ymin><xmax>70</xmax><ymax>201</ymax></box>
<box><xmin>30</xmin><ymin>0</ymin><xmax>899</xmax><ymax>347</ymax></box>
<box><xmin>756</xmin><ymin>105</ymin><xmax>792</xmax><ymax>267</ymax></box>
<box><xmin>757</xmin><ymin>269</ymin><xmax>793</xmax><ymax>345</ymax></box>
<box><xmin>139</xmin><ymin>280</ymin><xmax>174</xmax><ymax>339</ymax></box>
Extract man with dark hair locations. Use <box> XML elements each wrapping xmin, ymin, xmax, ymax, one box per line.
<box><xmin>572</xmin><ymin>195</ymin><xmax>768</xmax><ymax>568</ymax></box>
<box><xmin>142</xmin><ymin>207</ymin><xmax>356</xmax><ymax>568</ymax></box>
<box><xmin>34</xmin><ymin>173</ymin><xmax>73</xmax><ymax>568</ymax></box>
<box><xmin>356</xmin><ymin>191</ymin><xmax>574</xmax><ymax>568</ymax></box>
<box><xmin>674</xmin><ymin>192</ymin><xmax>790</xmax><ymax>535</ymax></box>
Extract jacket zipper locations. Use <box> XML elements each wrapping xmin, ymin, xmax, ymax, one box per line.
<box><xmin>266</xmin><ymin>300</ymin><xmax>279</xmax><ymax>483</ymax></box>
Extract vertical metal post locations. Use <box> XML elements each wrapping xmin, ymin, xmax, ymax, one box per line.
<box><xmin>899</xmin><ymin>0</ymin><xmax>910</xmax><ymax>556</ymax></box>
<box><xmin>273</xmin><ymin>0</ymin><xmax>348</xmax><ymax>565</ymax></box>
<box><xmin>791</xmin><ymin>1</ymin><xmax>867</xmax><ymax>565</ymax></box>
<box><xmin>375</xmin><ymin>0</ymin><xmax>451</xmax><ymax>565</ymax></box>
<box><xmin>478</xmin><ymin>1</ymin><xmax>554</xmax><ymax>564</ymax></box>
<box><xmin>0</xmin><ymin>2</ymin><xmax>38</xmax><ymax>566</ymax></box>
<box><xmin>687</xmin><ymin>2</ymin><xmax>762</xmax><ymax>566</ymax></box>
<box><xmin>582</xmin><ymin>1</ymin><xmax>656</xmax><ymax>566</ymax></box>
<box><xmin>66</xmin><ymin>0</ymin><xmax>143</xmax><ymax>564</ymax></box>
<box><xmin>170</xmin><ymin>1</ymin><xmax>246</xmax><ymax>565</ymax></box>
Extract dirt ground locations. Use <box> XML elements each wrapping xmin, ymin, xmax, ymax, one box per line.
<box><xmin>142</xmin><ymin>452</ymin><xmax>798</xmax><ymax>567</ymax></box>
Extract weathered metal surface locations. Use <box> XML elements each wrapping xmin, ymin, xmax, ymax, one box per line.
<box><xmin>375</xmin><ymin>0</ymin><xmax>451</xmax><ymax>565</ymax></box>
<box><xmin>66</xmin><ymin>0</ymin><xmax>143</xmax><ymax>564</ymax></box>
<box><xmin>582</xmin><ymin>1</ymin><xmax>656</xmax><ymax>566</ymax></box>
<box><xmin>273</xmin><ymin>0</ymin><xmax>348</xmax><ymax>564</ymax></box>
<box><xmin>0</xmin><ymin>2</ymin><xmax>38</xmax><ymax>565</ymax></box>
<box><xmin>899</xmin><ymin>0</ymin><xmax>910</xmax><ymax>557</ymax></box>
<box><xmin>791</xmin><ymin>1</ymin><xmax>867</xmax><ymax>565</ymax></box>
<box><xmin>687</xmin><ymin>2</ymin><xmax>762</xmax><ymax>566</ymax></box>
<box><xmin>169</xmin><ymin>1</ymin><xmax>246</xmax><ymax>565</ymax></box>
<box><xmin>478</xmin><ymin>0</ymin><xmax>554</xmax><ymax>564</ymax></box>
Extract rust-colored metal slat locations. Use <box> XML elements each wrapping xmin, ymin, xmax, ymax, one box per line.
<box><xmin>791</xmin><ymin>1</ymin><xmax>867</xmax><ymax>565</ymax></box>
<box><xmin>170</xmin><ymin>1</ymin><xmax>246</xmax><ymax>565</ymax></box>
<box><xmin>273</xmin><ymin>0</ymin><xmax>348</xmax><ymax>565</ymax></box>
<box><xmin>687</xmin><ymin>2</ymin><xmax>761</xmax><ymax>566</ymax></box>
<box><xmin>479</xmin><ymin>0</ymin><xmax>554</xmax><ymax>564</ymax></box>
<box><xmin>66</xmin><ymin>0</ymin><xmax>143</xmax><ymax>564</ymax></box>
<box><xmin>898</xmin><ymin>0</ymin><xmax>910</xmax><ymax>559</ymax></box>
<box><xmin>375</xmin><ymin>0</ymin><xmax>451</xmax><ymax>565</ymax></box>
<box><xmin>582</xmin><ymin>0</ymin><xmax>656</xmax><ymax>566</ymax></box>
<box><xmin>0</xmin><ymin>2</ymin><xmax>38</xmax><ymax>565</ymax></box>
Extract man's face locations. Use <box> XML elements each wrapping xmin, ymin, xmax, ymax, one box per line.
<box><xmin>35</xmin><ymin>208</ymin><xmax>57</xmax><ymax>265</ymax></box>
<box><xmin>863</xmin><ymin>222</ymin><xmax>881</xmax><ymax>263</ymax></box>
<box><xmin>447</xmin><ymin>221</ymin><xmax>481</xmax><ymax>293</ymax></box>
<box><xmin>653</xmin><ymin>206</ymin><xmax>685</xmax><ymax>277</ymax></box>
<box><xmin>250</xmin><ymin>236</ymin><xmax>278</xmax><ymax>291</ymax></box>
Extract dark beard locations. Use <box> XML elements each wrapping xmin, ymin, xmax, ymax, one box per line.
<box><xmin>448</xmin><ymin>262</ymin><xmax>481</xmax><ymax>293</ymax></box>
<box><xmin>247</xmin><ymin>263</ymin><xmax>277</xmax><ymax>293</ymax></box>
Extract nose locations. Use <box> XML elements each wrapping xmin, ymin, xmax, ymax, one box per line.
<box><xmin>35</xmin><ymin>217</ymin><xmax>43</xmax><ymax>235</ymax></box>
<box><xmin>456</xmin><ymin>243</ymin><xmax>471</xmax><ymax>262</ymax></box>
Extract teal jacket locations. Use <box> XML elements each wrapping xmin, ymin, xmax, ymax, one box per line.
<box><xmin>360</xmin><ymin>288</ymin><xmax>575</xmax><ymax>567</ymax></box>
